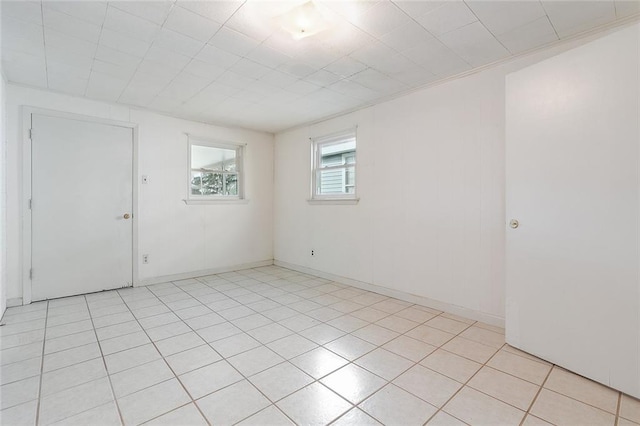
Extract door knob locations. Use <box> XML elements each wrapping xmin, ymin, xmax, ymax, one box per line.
<box><xmin>509</xmin><ymin>219</ymin><xmax>519</xmax><ymax>229</ymax></box>
<box><xmin>123</xmin><ymin>213</ymin><xmax>131</xmax><ymax>219</ymax></box>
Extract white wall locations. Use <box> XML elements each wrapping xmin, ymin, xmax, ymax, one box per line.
<box><xmin>1</xmin><ymin>74</ymin><xmax>7</xmax><ymax>316</ymax></box>
<box><xmin>273</xmin><ymin>23</ymin><xmax>638</xmax><ymax>325</ymax></box>
<box><xmin>6</xmin><ymin>85</ymin><xmax>274</xmax><ymax>305</ymax></box>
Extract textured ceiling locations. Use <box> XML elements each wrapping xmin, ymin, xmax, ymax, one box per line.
<box><xmin>2</xmin><ymin>0</ymin><xmax>638</xmax><ymax>133</ymax></box>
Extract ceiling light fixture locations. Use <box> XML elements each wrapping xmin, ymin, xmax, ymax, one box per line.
<box><xmin>275</xmin><ymin>1</ymin><xmax>332</xmax><ymax>41</ymax></box>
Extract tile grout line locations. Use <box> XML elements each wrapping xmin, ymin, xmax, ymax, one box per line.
<box><xmin>157</xmin><ymin>269</ymin><xmax>382</xmax><ymax>424</ymax></box>
<box><xmin>11</xmin><ymin>266</ymin><xmax>600</xmax><ymax>426</ymax></box>
<box><xmin>421</xmin><ymin>342</ymin><xmax>509</xmax><ymax>426</ymax></box>
<box><xmin>142</xmin><ymin>275</ymin><xmax>309</xmax><ymax>425</ymax></box>
<box><xmin>146</xmin><ymin>270</ymin><xmax>479</xmax><ymax>425</ymax></box>
<box><xmin>82</xmin><ymin>294</ymin><xmax>126</xmax><ymax>426</ymax></box>
<box><xmin>113</xmin><ymin>290</ymin><xmax>214</xmax><ymax>426</ymax></box>
<box><xmin>34</xmin><ymin>300</ymin><xmax>50</xmax><ymax>426</ymax></box>
<box><xmin>519</xmin><ymin>361</ymin><xmax>555</xmax><ymax>426</ymax></box>
<box><xmin>614</xmin><ymin>392</ymin><xmax>622</xmax><ymax>426</ymax></box>
<box><xmin>327</xmin><ymin>313</ymin><xmax>481</xmax><ymax>425</ymax></box>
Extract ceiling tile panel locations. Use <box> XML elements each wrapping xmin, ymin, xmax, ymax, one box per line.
<box><xmin>154</xmin><ymin>27</ymin><xmax>205</xmax><ymax>57</ymax></box>
<box><xmin>177</xmin><ymin>0</ymin><xmax>243</xmax><ymax>24</ymax></box>
<box><xmin>196</xmin><ymin>44</ymin><xmax>242</xmax><ymax>67</ymax></box>
<box><xmin>438</xmin><ymin>21</ymin><xmax>510</xmax><ymax>66</ymax></box>
<box><xmin>1</xmin><ymin>1</ymin><xmax>43</xmax><ymax>25</ymax></box>
<box><xmin>247</xmin><ymin>45</ymin><xmax>292</xmax><ymax>69</ymax></box>
<box><xmin>496</xmin><ymin>16</ymin><xmax>559</xmax><ymax>54</ymax></box>
<box><xmin>109</xmin><ymin>1</ymin><xmax>174</xmax><ymax>25</ymax></box>
<box><xmin>349</xmin><ymin>68</ymin><xmax>408</xmax><ymax>94</ymax></box>
<box><xmin>416</xmin><ymin>1</ymin><xmax>478</xmax><ymax>36</ymax></box>
<box><xmin>1</xmin><ymin>0</ymin><xmax>634</xmax><ymax>133</ymax></box>
<box><xmin>85</xmin><ymin>71</ymin><xmax>129</xmax><ymax>101</ymax></box>
<box><xmin>2</xmin><ymin>63</ymin><xmax>47</xmax><ymax>88</ymax></box>
<box><xmin>349</xmin><ymin>41</ymin><xmax>397</xmax><ymax>68</ymax></box>
<box><xmin>45</xmin><ymin>45</ymin><xmax>94</xmax><ymax>70</ymax></box>
<box><xmin>392</xmin><ymin>0</ymin><xmax>443</xmax><ymax>19</ymax></box>
<box><xmin>43</xmin><ymin>7</ymin><xmax>102</xmax><ymax>43</ymax></box>
<box><xmin>306</xmin><ymin>69</ymin><xmax>342</xmax><ymax>87</ymax></box>
<box><xmin>278</xmin><ymin>61</ymin><xmax>317</xmax><ymax>78</ymax></box>
<box><xmin>465</xmin><ymin>1</ymin><xmax>547</xmax><ymax>36</ymax></box>
<box><xmin>2</xmin><ymin>16</ymin><xmax>45</xmax><ymax>56</ymax></box>
<box><xmin>119</xmin><ymin>84</ymin><xmax>160</xmax><ymax>107</ymax></box>
<box><xmin>324</xmin><ymin>56</ymin><xmax>368</xmax><ymax>78</ymax></box>
<box><xmin>147</xmin><ymin>95</ymin><xmax>184</xmax><ymax>113</ymax></box>
<box><xmin>220</xmin><ymin>4</ymin><xmax>274</xmax><ymax>43</ymax></box>
<box><xmin>163</xmin><ymin>5</ymin><xmax>221</xmax><ymax>42</ymax></box>
<box><xmin>2</xmin><ymin>48</ymin><xmax>46</xmax><ymax>70</ymax></box>
<box><xmin>144</xmin><ymin>45</ymin><xmax>192</xmax><ymax>71</ymax></box>
<box><xmin>183</xmin><ymin>59</ymin><xmax>227</xmax><ymax>80</ymax></box>
<box><xmin>159</xmin><ymin>72</ymin><xmax>213</xmax><ymax>100</ymax></box>
<box><xmin>46</xmin><ymin>60</ymin><xmax>92</xmax><ymax>80</ymax></box>
<box><xmin>134</xmin><ymin>62</ymin><xmax>182</xmax><ymax>86</ymax></box>
<box><xmin>216</xmin><ymin>70</ymin><xmax>258</xmax><ymax>90</ymax></box>
<box><xmin>542</xmin><ymin>1</ymin><xmax>616</xmax><ymax>37</ymax></box>
<box><xmin>43</xmin><ymin>1</ymin><xmax>107</xmax><ymax>26</ymax></box>
<box><xmin>47</xmin><ymin>72</ymin><xmax>88</xmax><ymax>95</ymax></box>
<box><xmin>98</xmin><ymin>28</ymin><xmax>151</xmax><ymax>57</ymax></box>
<box><xmin>286</xmin><ymin>79</ymin><xmax>322</xmax><ymax>95</ymax></box>
<box><xmin>380</xmin><ymin>20</ymin><xmax>436</xmax><ymax>52</ymax></box>
<box><xmin>45</xmin><ymin>28</ymin><xmax>97</xmax><ymax>57</ymax></box>
<box><xmin>229</xmin><ymin>58</ymin><xmax>273</xmax><ymax>79</ymax></box>
<box><xmin>90</xmin><ymin>59</ymin><xmax>138</xmax><ymax>80</ymax></box>
<box><xmin>258</xmin><ymin>70</ymin><xmax>300</xmax><ymax>88</ymax></box>
<box><xmin>95</xmin><ymin>44</ymin><xmax>143</xmax><ymax>68</ymax></box>
<box><xmin>352</xmin><ymin>1</ymin><xmax>413</xmax><ymax>37</ymax></box>
<box><xmin>328</xmin><ymin>80</ymin><xmax>379</xmax><ymax>101</ymax></box>
<box><xmin>208</xmin><ymin>27</ymin><xmax>261</xmax><ymax>56</ymax></box>
<box><xmin>103</xmin><ymin>5</ymin><xmax>161</xmax><ymax>42</ymax></box>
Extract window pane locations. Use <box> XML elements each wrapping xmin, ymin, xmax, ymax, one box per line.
<box><xmin>345</xmin><ymin>166</ymin><xmax>355</xmax><ymax>186</ymax></box>
<box><xmin>200</xmin><ymin>172</ymin><xmax>224</xmax><ymax>195</ymax></box>
<box><xmin>318</xmin><ymin>168</ymin><xmax>347</xmax><ymax>194</ymax></box>
<box><xmin>190</xmin><ymin>171</ymin><xmax>202</xmax><ymax>195</ymax></box>
<box><xmin>192</xmin><ymin>144</ymin><xmax>236</xmax><ymax>171</ymax></box>
<box><xmin>320</xmin><ymin>140</ymin><xmax>356</xmax><ymax>168</ymax></box>
<box><xmin>225</xmin><ymin>174</ymin><xmax>238</xmax><ymax>196</ymax></box>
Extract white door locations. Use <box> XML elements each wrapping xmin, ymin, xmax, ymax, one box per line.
<box><xmin>505</xmin><ymin>25</ymin><xmax>640</xmax><ymax>397</ymax></box>
<box><xmin>31</xmin><ymin>114</ymin><xmax>133</xmax><ymax>301</ymax></box>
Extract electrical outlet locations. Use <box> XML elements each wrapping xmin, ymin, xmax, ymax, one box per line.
<box><xmin>142</xmin><ymin>254</ymin><xmax>149</xmax><ymax>264</ymax></box>
<box><xmin>142</xmin><ymin>175</ymin><xmax>149</xmax><ymax>184</ymax></box>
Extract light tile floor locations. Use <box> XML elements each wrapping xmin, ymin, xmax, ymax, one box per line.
<box><xmin>1</xmin><ymin>265</ymin><xmax>639</xmax><ymax>425</ymax></box>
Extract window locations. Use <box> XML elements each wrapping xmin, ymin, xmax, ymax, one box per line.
<box><xmin>311</xmin><ymin>129</ymin><xmax>357</xmax><ymax>201</ymax></box>
<box><xmin>187</xmin><ymin>137</ymin><xmax>244</xmax><ymax>202</ymax></box>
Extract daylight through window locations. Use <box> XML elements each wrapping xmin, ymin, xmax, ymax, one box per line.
<box><xmin>188</xmin><ymin>137</ymin><xmax>244</xmax><ymax>200</ymax></box>
<box><xmin>312</xmin><ymin>129</ymin><xmax>357</xmax><ymax>200</ymax></box>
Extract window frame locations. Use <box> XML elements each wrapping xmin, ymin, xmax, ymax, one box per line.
<box><xmin>186</xmin><ymin>136</ymin><xmax>245</xmax><ymax>203</ymax></box>
<box><xmin>310</xmin><ymin>128</ymin><xmax>358</xmax><ymax>202</ymax></box>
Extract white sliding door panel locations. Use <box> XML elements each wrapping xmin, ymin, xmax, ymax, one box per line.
<box><xmin>31</xmin><ymin>114</ymin><xmax>133</xmax><ymax>300</ymax></box>
<box><xmin>506</xmin><ymin>24</ymin><xmax>640</xmax><ymax>398</ymax></box>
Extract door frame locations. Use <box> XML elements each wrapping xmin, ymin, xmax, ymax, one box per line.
<box><xmin>21</xmin><ymin>107</ymin><xmax>139</xmax><ymax>304</ymax></box>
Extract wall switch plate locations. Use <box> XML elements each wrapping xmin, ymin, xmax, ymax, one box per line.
<box><xmin>142</xmin><ymin>254</ymin><xmax>149</xmax><ymax>264</ymax></box>
<box><xmin>142</xmin><ymin>175</ymin><xmax>149</xmax><ymax>184</ymax></box>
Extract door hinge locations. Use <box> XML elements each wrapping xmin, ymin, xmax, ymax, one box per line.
<box><xmin>29</xmin><ymin>268</ymin><xmax>33</xmax><ymax>280</ymax></box>
<box><xmin>28</xmin><ymin>128</ymin><xmax>33</xmax><ymax>140</ymax></box>
<box><xmin>28</xmin><ymin>199</ymin><xmax>32</xmax><ymax>210</ymax></box>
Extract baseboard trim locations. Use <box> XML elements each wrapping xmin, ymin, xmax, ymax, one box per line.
<box><xmin>135</xmin><ymin>259</ymin><xmax>274</xmax><ymax>287</ymax></box>
<box><xmin>7</xmin><ymin>297</ymin><xmax>23</xmax><ymax>308</ymax></box>
<box><xmin>275</xmin><ymin>260</ymin><xmax>505</xmax><ymax>328</ymax></box>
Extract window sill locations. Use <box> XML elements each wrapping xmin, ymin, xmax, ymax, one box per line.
<box><xmin>307</xmin><ymin>198</ymin><xmax>360</xmax><ymax>205</ymax></box>
<box><xmin>183</xmin><ymin>199</ymin><xmax>249</xmax><ymax>205</ymax></box>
